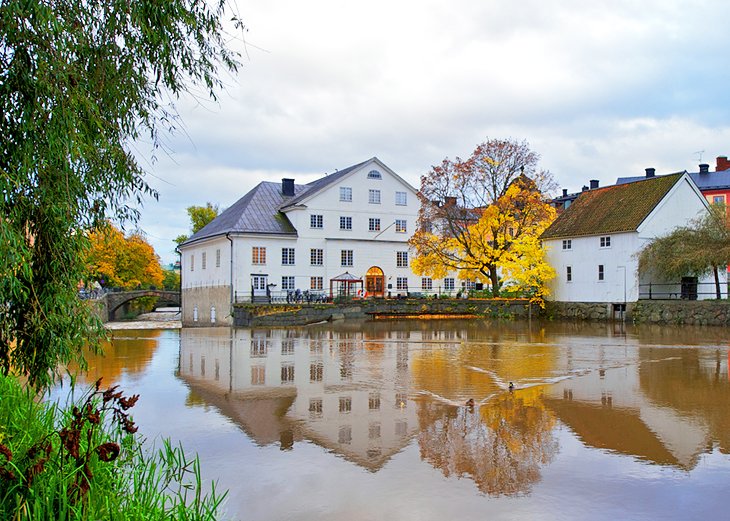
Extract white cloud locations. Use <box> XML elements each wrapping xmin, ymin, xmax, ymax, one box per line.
<box><xmin>131</xmin><ymin>0</ymin><xmax>730</xmax><ymax>263</ymax></box>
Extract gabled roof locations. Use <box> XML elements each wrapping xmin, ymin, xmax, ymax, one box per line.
<box><xmin>617</xmin><ymin>169</ymin><xmax>730</xmax><ymax>191</ymax></box>
<box><xmin>182</xmin><ymin>181</ymin><xmax>305</xmax><ymax>245</ymax></box>
<box><xmin>541</xmin><ymin>173</ymin><xmax>684</xmax><ymax>240</ymax></box>
<box><xmin>181</xmin><ymin>158</ymin><xmax>406</xmax><ymax>246</ymax></box>
<box><xmin>279</xmin><ymin>159</ymin><xmax>369</xmax><ymax>209</ymax></box>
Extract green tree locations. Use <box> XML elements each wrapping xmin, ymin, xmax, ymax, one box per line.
<box><xmin>173</xmin><ymin>202</ymin><xmax>220</xmax><ymax>247</ymax></box>
<box><xmin>0</xmin><ymin>1</ymin><xmax>240</xmax><ymax>388</ymax></box>
<box><xmin>639</xmin><ymin>204</ymin><xmax>730</xmax><ymax>299</ymax></box>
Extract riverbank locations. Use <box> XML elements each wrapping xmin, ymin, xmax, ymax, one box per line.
<box><xmin>105</xmin><ymin>307</ymin><xmax>182</xmax><ymax>330</ymax></box>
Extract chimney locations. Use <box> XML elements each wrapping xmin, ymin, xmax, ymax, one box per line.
<box><xmin>444</xmin><ymin>196</ymin><xmax>457</xmax><ymax>207</ymax></box>
<box><xmin>645</xmin><ymin>167</ymin><xmax>655</xmax><ymax>178</ymax></box>
<box><xmin>282</xmin><ymin>178</ymin><xmax>295</xmax><ymax>196</ymax></box>
<box><xmin>582</xmin><ymin>185</ymin><xmax>588</xmax><ymax>192</ymax></box>
<box><xmin>716</xmin><ymin>156</ymin><xmax>730</xmax><ymax>172</ymax></box>
<box><xmin>562</xmin><ymin>189</ymin><xmax>568</xmax><ymax>197</ymax></box>
<box><xmin>699</xmin><ymin>163</ymin><xmax>710</xmax><ymax>174</ymax></box>
<box><xmin>589</xmin><ymin>179</ymin><xmax>599</xmax><ymax>189</ymax></box>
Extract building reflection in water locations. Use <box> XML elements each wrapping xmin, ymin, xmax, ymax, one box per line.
<box><xmin>178</xmin><ymin>321</ymin><xmax>730</xmax><ymax>495</ymax></box>
<box><xmin>179</xmin><ymin>327</ymin><xmax>416</xmax><ymax>470</ymax></box>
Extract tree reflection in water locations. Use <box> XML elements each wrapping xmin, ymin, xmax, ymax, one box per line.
<box><xmin>417</xmin><ymin>388</ymin><xmax>557</xmax><ymax>496</ymax></box>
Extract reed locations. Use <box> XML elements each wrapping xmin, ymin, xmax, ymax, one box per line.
<box><xmin>0</xmin><ymin>374</ymin><xmax>226</xmax><ymax>520</ymax></box>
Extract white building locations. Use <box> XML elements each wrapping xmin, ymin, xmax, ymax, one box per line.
<box><xmin>541</xmin><ymin>172</ymin><xmax>725</xmax><ymax>304</ymax></box>
<box><xmin>179</xmin><ymin>158</ymin><xmax>432</xmax><ymax>326</ymax></box>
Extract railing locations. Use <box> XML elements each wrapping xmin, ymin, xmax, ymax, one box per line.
<box><xmin>234</xmin><ymin>286</ymin><xmax>467</xmax><ymax>304</ymax></box>
<box><xmin>639</xmin><ymin>281</ymin><xmax>728</xmax><ymax>300</ymax></box>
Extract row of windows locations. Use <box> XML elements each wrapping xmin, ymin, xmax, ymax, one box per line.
<box><xmin>562</xmin><ymin>236</ymin><xmax>611</xmax><ymax>251</ymax></box>
<box><xmin>252</xmin><ymin>247</ymin><xmax>411</xmax><ymax>268</ymax></box>
<box><xmin>338</xmin><ymin>186</ymin><xmax>408</xmax><ymax>206</ymax></box>
<box><xmin>566</xmin><ymin>264</ymin><xmax>605</xmax><ymax>282</ymax></box>
<box><xmin>310</xmin><ymin>214</ymin><xmax>408</xmax><ymax>233</ymax></box>
<box><xmin>189</xmin><ymin>249</ymin><xmax>222</xmax><ymax>271</ymax></box>
<box><xmin>278</xmin><ymin>275</ymin><xmax>457</xmax><ymax>292</ymax></box>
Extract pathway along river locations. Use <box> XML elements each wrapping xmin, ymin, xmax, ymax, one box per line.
<box><xmin>52</xmin><ymin>319</ymin><xmax>730</xmax><ymax>521</ymax></box>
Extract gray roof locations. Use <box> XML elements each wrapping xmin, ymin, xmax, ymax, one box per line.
<box><xmin>181</xmin><ymin>158</ymin><xmax>377</xmax><ymax>246</ymax></box>
<box><xmin>279</xmin><ymin>159</ymin><xmax>369</xmax><ymax>209</ymax></box>
<box><xmin>182</xmin><ymin>181</ymin><xmax>306</xmax><ymax>245</ymax></box>
<box><xmin>617</xmin><ymin>170</ymin><xmax>730</xmax><ymax>190</ymax></box>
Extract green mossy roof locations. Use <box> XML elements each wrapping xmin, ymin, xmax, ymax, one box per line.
<box><xmin>541</xmin><ymin>173</ymin><xmax>683</xmax><ymax>240</ymax></box>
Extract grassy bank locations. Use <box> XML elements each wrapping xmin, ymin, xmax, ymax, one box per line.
<box><xmin>0</xmin><ymin>374</ymin><xmax>226</xmax><ymax>520</ymax></box>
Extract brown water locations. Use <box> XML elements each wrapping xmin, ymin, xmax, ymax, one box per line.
<box><xmin>54</xmin><ymin>320</ymin><xmax>730</xmax><ymax>520</ymax></box>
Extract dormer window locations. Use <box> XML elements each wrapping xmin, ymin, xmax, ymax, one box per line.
<box><xmin>367</xmin><ymin>170</ymin><xmax>382</xmax><ymax>179</ymax></box>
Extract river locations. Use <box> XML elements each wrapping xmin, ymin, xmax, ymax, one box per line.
<box><xmin>53</xmin><ymin>318</ymin><xmax>730</xmax><ymax>520</ymax></box>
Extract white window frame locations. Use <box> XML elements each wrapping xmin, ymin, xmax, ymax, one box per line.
<box><xmin>562</xmin><ymin>239</ymin><xmax>572</xmax><ymax>250</ymax></box>
<box><xmin>201</xmin><ymin>251</ymin><xmax>207</xmax><ymax>270</ymax></box>
<box><xmin>282</xmin><ymin>276</ymin><xmax>295</xmax><ymax>290</ymax></box>
<box><xmin>367</xmin><ymin>170</ymin><xmax>382</xmax><ymax>179</ymax></box>
<box><xmin>310</xmin><ymin>276</ymin><xmax>323</xmax><ymax>290</ymax></box>
<box><xmin>340</xmin><ymin>216</ymin><xmax>352</xmax><ymax>230</ymax></box>
<box><xmin>282</xmin><ymin>248</ymin><xmax>295</xmax><ymax>265</ymax></box>
<box><xmin>421</xmin><ymin>277</ymin><xmax>433</xmax><ymax>291</ymax></box>
<box><xmin>215</xmin><ymin>249</ymin><xmax>221</xmax><ymax>268</ymax></box>
<box><xmin>368</xmin><ymin>189</ymin><xmax>381</xmax><ymax>204</ymax></box>
<box><xmin>341</xmin><ymin>249</ymin><xmax>353</xmax><ymax>267</ymax></box>
<box><xmin>566</xmin><ymin>266</ymin><xmax>572</xmax><ymax>282</ymax></box>
<box><xmin>395</xmin><ymin>191</ymin><xmax>407</xmax><ymax>206</ymax></box>
<box><xmin>340</xmin><ymin>187</ymin><xmax>352</xmax><ymax>202</ymax></box>
<box><xmin>252</xmin><ymin>246</ymin><xmax>266</xmax><ymax>265</ymax></box>
<box><xmin>396</xmin><ymin>251</ymin><xmax>408</xmax><ymax>267</ymax></box>
<box><xmin>598</xmin><ymin>264</ymin><xmax>604</xmax><ymax>281</ymax></box>
<box><xmin>444</xmin><ymin>278</ymin><xmax>455</xmax><ymax>291</ymax></box>
<box><xmin>310</xmin><ymin>214</ymin><xmax>323</xmax><ymax>229</ymax></box>
<box><xmin>396</xmin><ymin>277</ymin><xmax>408</xmax><ymax>291</ymax></box>
<box><xmin>600</xmin><ymin>236</ymin><xmax>611</xmax><ymax>248</ymax></box>
<box><xmin>395</xmin><ymin>219</ymin><xmax>407</xmax><ymax>233</ymax></box>
<box><xmin>310</xmin><ymin>248</ymin><xmax>323</xmax><ymax>266</ymax></box>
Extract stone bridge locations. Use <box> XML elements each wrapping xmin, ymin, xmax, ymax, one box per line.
<box><xmin>95</xmin><ymin>290</ymin><xmax>180</xmax><ymax>322</ymax></box>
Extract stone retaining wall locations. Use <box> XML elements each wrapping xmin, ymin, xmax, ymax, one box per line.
<box><xmin>233</xmin><ymin>298</ymin><xmax>533</xmax><ymax>327</ymax></box>
<box><xmin>630</xmin><ymin>300</ymin><xmax>730</xmax><ymax>326</ymax></box>
<box><xmin>231</xmin><ymin>298</ymin><xmax>730</xmax><ymax>327</ymax></box>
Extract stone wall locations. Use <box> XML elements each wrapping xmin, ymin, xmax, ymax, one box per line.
<box><xmin>544</xmin><ymin>301</ymin><xmax>618</xmax><ymax>321</ymax></box>
<box><xmin>630</xmin><ymin>300</ymin><xmax>730</xmax><ymax>326</ymax></box>
<box><xmin>233</xmin><ymin>298</ymin><xmax>533</xmax><ymax>327</ymax></box>
<box><xmin>182</xmin><ymin>286</ymin><xmax>232</xmax><ymax>326</ymax></box>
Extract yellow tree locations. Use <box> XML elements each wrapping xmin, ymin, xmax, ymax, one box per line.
<box><xmin>410</xmin><ymin>147</ymin><xmax>556</xmax><ymax>298</ymax></box>
<box><xmin>87</xmin><ymin>224</ymin><xmax>164</xmax><ymax>289</ymax></box>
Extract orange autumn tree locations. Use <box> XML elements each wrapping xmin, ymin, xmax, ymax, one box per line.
<box><xmin>87</xmin><ymin>224</ymin><xmax>164</xmax><ymax>289</ymax></box>
<box><xmin>410</xmin><ymin>138</ymin><xmax>556</xmax><ymax>298</ymax></box>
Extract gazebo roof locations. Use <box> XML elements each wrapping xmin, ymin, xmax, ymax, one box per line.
<box><xmin>331</xmin><ymin>272</ymin><xmax>362</xmax><ymax>282</ymax></box>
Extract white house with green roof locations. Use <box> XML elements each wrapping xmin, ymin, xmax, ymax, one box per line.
<box><xmin>540</xmin><ymin>172</ymin><xmax>725</xmax><ymax>305</ymax></box>
<box><xmin>179</xmin><ymin>157</ymin><xmax>425</xmax><ymax>326</ymax></box>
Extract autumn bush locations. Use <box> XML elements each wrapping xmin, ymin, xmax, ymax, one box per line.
<box><xmin>0</xmin><ymin>375</ymin><xmax>225</xmax><ymax>520</ymax></box>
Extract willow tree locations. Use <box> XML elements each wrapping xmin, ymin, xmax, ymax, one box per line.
<box><xmin>0</xmin><ymin>1</ymin><xmax>240</xmax><ymax>388</ymax></box>
<box><xmin>639</xmin><ymin>204</ymin><xmax>730</xmax><ymax>299</ymax></box>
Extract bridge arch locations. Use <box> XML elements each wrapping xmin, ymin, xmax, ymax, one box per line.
<box><xmin>104</xmin><ymin>290</ymin><xmax>181</xmax><ymax>321</ymax></box>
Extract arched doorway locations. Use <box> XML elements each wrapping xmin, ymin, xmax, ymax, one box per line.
<box><xmin>365</xmin><ymin>266</ymin><xmax>385</xmax><ymax>297</ymax></box>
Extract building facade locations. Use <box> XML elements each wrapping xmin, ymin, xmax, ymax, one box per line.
<box><xmin>179</xmin><ymin>158</ymin><xmax>435</xmax><ymax>326</ymax></box>
<box><xmin>541</xmin><ymin>172</ymin><xmax>725</xmax><ymax>304</ymax></box>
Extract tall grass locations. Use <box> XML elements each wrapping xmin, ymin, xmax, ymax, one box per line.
<box><xmin>0</xmin><ymin>374</ymin><xmax>227</xmax><ymax>520</ymax></box>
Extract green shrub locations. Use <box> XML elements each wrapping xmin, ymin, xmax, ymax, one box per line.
<box><xmin>0</xmin><ymin>375</ymin><xmax>226</xmax><ymax>520</ymax></box>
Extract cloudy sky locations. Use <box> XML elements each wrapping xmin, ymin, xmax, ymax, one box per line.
<box><xmin>135</xmin><ymin>0</ymin><xmax>730</xmax><ymax>264</ymax></box>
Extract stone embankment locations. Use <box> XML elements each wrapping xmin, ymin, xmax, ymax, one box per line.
<box><xmin>233</xmin><ymin>298</ymin><xmax>533</xmax><ymax>327</ymax></box>
<box><xmin>231</xmin><ymin>298</ymin><xmax>730</xmax><ymax>328</ymax></box>
<box><xmin>546</xmin><ymin>300</ymin><xmax>730</xmax><ymax>326</ymax></box>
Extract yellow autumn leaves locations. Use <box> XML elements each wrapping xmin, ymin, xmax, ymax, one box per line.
<box><xmin>85</xmin><ymin>224</ymin><xmax>164</xmax><ymax>289</ymax></box>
